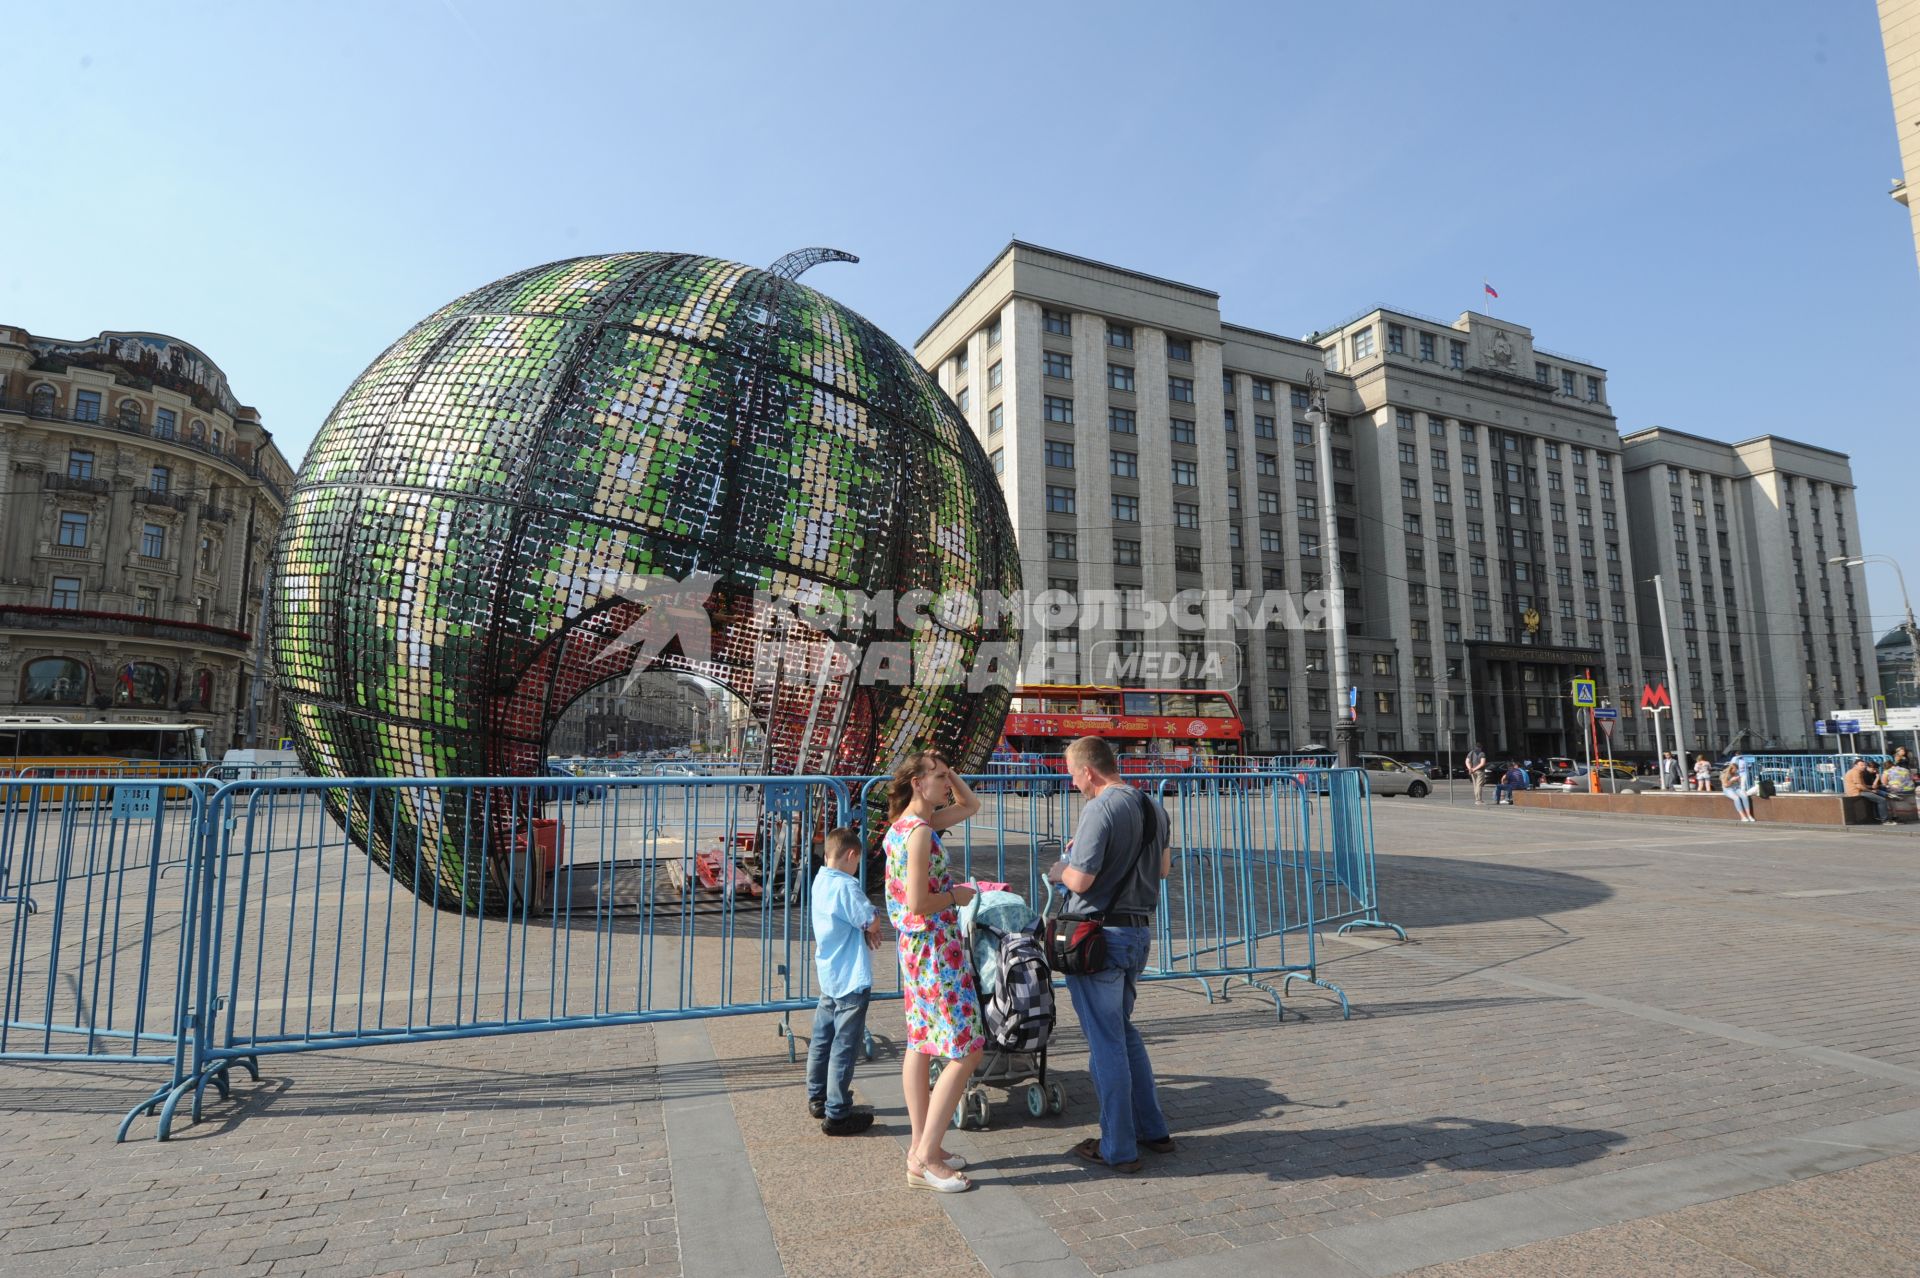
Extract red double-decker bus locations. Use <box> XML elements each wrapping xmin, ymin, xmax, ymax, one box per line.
<box><xmin>997</xmin><ymin>684</ymin><xmax>1244</xmax><ymax>772</ymax></box>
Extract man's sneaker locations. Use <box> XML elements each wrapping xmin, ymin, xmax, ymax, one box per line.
<box><xmin>808</xmin><ymin>1097</ymin><xmax>825</xmax><ymax>1120</ymax></box>
<box><xmin>822</xmin><ymin>1112</ymin><xmax>875</xmax><ymax>1136</ymax></box>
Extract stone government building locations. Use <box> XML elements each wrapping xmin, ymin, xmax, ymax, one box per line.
<box><xmin>0</xmin><ymin>325</ymin><xmax>295</xmax><ymax>754</ymax></box>
<box><xmin>916</xmin><ymin>242</ymin><xmax>1878</xmax><ymax>759</ymax></box>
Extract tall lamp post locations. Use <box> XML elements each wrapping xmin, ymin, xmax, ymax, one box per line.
<box><xmin>1306</xmin><ymin>383</ymin><xmax>1356</xmax><ymax>768</ymax></box>
<box><xmin>1831</xmin><ymin>552</ymin><xmax>1920</xmax><ymax>720</ymax></box>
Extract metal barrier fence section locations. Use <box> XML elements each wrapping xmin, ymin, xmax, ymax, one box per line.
<box><xmin>0</xmin><ymin>780</ymin><xmax>203</xmax><ymax>1088</ymax></box>
<box><xmin>0</xmin><ymin>769</ymin><xmax>1397</xmax><ymax>1142</ymax></box>
<box><xmin>1745</xmin><ymin>753</ymin><xmax>1889</xmax><ymax>795</ymax></box>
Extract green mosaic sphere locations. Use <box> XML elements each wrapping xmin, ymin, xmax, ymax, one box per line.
<box><xmin>272</xmin><ymin>252</ymin><xmax>1020</xmax><ymax>910</ymax></box>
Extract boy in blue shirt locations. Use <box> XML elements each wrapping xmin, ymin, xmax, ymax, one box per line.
<box><xmin>808</xmin><ymin>827</ymin><xmax>881</xmax><ymax>1135</ymax></box>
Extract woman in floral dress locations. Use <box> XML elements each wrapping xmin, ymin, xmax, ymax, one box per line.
<box><xmin>883</xmin><ymin>750</ymin><xmax>983</xmax><ymax>1192</ymax></box>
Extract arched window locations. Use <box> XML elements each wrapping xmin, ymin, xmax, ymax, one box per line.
<box><xmin>189</xmin><ymin>419</ymin><xmax>206</xmax><ymax>442</ymax></box>
<box><xmin>118</xmin><ymin>398</ymin><xmax>143</xmax><ymax>425</ymax></box>
<box><xmin>29</xmin><ymin>384</ymin><xmax>56</xmax><ymax>417</ymax></box>
<box><xmin>20</xmin><ymin>657</ymin><xmax>90</xmax><ymax>705</ymax></box>
<box><xmin>114</xmin><ymin>661</ymin><xmax>172</xmax><ymax>708</ymax></box>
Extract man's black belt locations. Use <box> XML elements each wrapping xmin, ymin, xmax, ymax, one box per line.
<box><xmin>1104</xmin><ymin>912</ymin><xmax>1153</xmax><ymax>927</ymax></box>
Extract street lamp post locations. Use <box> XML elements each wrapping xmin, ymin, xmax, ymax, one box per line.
<box><xmin>1306</xmin><ymin>384</ymin><xmax>1356</xmax><ymax>768</ymax></box>
<box><xmin>1832</xmin><ymin>553</ymin><xmax>1920</xmax><ymax>744</ymax></box>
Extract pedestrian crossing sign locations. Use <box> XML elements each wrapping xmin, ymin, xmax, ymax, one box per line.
<box><xmin>1570</xmin><ymin>678</ymin><xmax>1596</xmax><ymax>709</ymax></box>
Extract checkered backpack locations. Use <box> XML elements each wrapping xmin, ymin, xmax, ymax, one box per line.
<box><xmin>983</xmin><ymin>924</ymin><xmax>1055</xmax><ymax>1054</ymax></box>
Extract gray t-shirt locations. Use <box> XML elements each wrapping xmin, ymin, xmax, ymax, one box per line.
<box><xmin>1063</xmin><ymin>784</ymin><xmax>1170</xmax><ymax>917</ymax></box>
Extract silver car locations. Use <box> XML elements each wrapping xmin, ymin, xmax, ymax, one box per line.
<box><xmin>1359</xmin><ymin>753</ymin><xmax>1431</xmax><ymax>798</ymax></box>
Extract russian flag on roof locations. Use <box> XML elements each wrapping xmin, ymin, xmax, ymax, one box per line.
<box><xmin>1484</xmin><ymin>282</ymin><xmax>1499</xmax><ymax>299</ymax></box>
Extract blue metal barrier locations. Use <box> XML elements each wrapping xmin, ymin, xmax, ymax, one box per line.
<box><xmin>133</xmin><ymin>774</ymin><xmax>852</xmax><ymax>1140</ymax></box>
<box><xmin>0</xmin><ymin>767</ymin><xmax>1399</xmax><ymax>1141</ymax></box>
<box><xmin>1746</xmin><ymin>753</ymin><xmax>1888</xmax><ymax>795</ymax></box>
<box><xmin>0</xmin><ymin>780</ymin><xmax>204</xmax><ymax>1102</ymax></box>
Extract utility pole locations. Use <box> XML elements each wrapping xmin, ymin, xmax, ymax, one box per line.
<box><xmin>1652</xmin><ymin>574</ymin><xmax>1690</xmax><ymax>787</ymax></box>
<box><xmin>1308</xmin><ymin>380</ymin><xmax>1356</xmax><ymax>768</ymax></box>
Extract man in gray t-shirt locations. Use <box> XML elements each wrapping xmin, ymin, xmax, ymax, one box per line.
<box><xmin>1045</xmin><ymin>736</ymin><xmax>1173</xmax><ymax>1173</ymax></box>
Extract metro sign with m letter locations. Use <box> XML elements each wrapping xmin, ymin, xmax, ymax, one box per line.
<box><xmin>1640</xmin><ymin>682</ymin><xmax>1671</xmax><ymax>710</ymax></box>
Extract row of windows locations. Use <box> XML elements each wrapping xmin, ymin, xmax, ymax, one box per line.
<box><xmin>56</xmin><ymin>509</ymin><xmax>174</xmax><ymax>558</ymax></box>
<box><xmin>19</xmin><ymin>385</ymin><xmax>224</xmax><ymax>446</ymax></box>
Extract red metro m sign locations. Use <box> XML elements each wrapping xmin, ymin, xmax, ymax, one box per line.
<box><xmin>1640</xmin><ymin>682</ymin><xmax>1672</xmax><ymax>710</ymax></box>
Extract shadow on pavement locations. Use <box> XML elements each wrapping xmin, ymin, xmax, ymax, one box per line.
<box><xmin>987</xmin><ymin>1112</ymin><xmax>1626</xmax><ymax>1185</ymax></box>
<box><xmin>1374</xmin><ymin>853</ymin><xmax>1612</xmax><ymax>929</ymax></box>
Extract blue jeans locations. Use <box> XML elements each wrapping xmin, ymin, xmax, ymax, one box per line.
<box><xmin>1065</xmin><ymin>926</ymin><xmax>1169</xmax><ymax>1164</ymax></box>
<box><xmin>805</xmin><ymin>988</ymin><xmax>870</xmax><ymax>1120</ymax></box>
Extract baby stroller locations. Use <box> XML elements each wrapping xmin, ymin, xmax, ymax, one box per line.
<box><xmin>937</xmin><ymin>883</ymin><xmax>1067</xmax><ymax>1131</ymax></box>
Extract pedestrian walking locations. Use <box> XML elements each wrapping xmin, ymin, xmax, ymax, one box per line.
<box><xmin>1661</xmin><ymin>752</ymin><xmax>1680</xmax><ymax>790</ymax></box>
<box><xmin>1047</xmin><ymin>735</ymin><xmax>1174</xmax><ymax>1175</ymax></box>
<box><xmin>1692</xmin><ymin>756</ymin><xmax>1711</xmax><ymax>793</ymax></box>
<box><xmin>1466</xmin><ymin>743</ymin><xmax>1488</xmax><ymax>805</ymax></box>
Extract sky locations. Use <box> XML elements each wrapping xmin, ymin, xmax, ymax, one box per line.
<box><xmin>4</xmin><ymin>0</ymin><xmax>1916</xmax><ymax>624</ymax></box>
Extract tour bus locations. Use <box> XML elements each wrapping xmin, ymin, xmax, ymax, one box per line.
<box><xmin>0</xmin><ymin>716</ymin><xmax>210</xmax><ymax>794</ymax></box>
<box><xmin>997</xmin><ymin>684</ymin><xmax>1244</xmax><ymax>773</ymax></box>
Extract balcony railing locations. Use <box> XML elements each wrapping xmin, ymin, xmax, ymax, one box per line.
<box><xmin>41</xmin><ymin>472</ymin><xmax>111</xmax><ymax>495</ymax></box>
<box><xmin>201</xmin><ymin>505</ymin><xmax>234</xmax><ymax>523</ymax></box>
<box><xmin>0</xmin><ymin>604</ymin><xmax>252</xmax><ymax>651</ymax></box>
<box><xmin>132</xmin><ymin>487</ymin><xmax>193</xmax><ymax>512</ymax></box>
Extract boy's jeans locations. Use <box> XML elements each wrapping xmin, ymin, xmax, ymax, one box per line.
<box><xmin>1064</xmin><ymin>926</ymin><xmax>1169</xmax><ymax>1164</ymax></box>
<box><xmin>805</xmin><ymin>988</ymin><xmax>871</xmax><ymax>1120</ymax></box>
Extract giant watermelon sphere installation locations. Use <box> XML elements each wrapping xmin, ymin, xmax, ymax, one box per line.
<box><xmin>271</xmin><ymin>252</ymin><xmax>1021</xmax><ymax>912</ymax></box>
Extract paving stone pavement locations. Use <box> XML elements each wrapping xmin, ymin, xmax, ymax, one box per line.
<box><xmin>2</xmin><ymin>800</ymin><xmax>1918</xmax><ymax>1275</ymax></box>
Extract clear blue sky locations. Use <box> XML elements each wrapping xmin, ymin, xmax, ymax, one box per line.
<box><xmin>6</xmin><ymin>2</ymin><xmax>1915</xmax><ymax>622</ymax></box>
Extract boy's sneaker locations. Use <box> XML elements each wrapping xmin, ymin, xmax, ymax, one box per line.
<box><xmin>808</xmin><ymin>1097</ymin><xmax>825</xmax><ymax>1120</ymax></box>
<box><xmin>821</xmin><ymin>1112</ymin><xmax>874</xmax><ymax>1136</ymax></box>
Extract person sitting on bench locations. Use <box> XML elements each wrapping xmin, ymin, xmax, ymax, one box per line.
<box><xmin>1845</xmin><ymin>759</ymin><xmax>1891</xmax><ymax>824</ymax></box>
<box><xmin>1494</xmin><ymin>762</ymin><xmax>1529</xmax><ymax>805</ymax></box>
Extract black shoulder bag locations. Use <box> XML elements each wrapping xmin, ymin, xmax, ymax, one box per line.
<box><xmin>1049</xmin><ymin>790</ymin><xmax>1158</xmax><ymax>977</ymax></box>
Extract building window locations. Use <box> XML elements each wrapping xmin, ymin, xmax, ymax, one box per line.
<box><xmin>1048</xmin><ymin>531</ymin><xmax>1077</xmax><ymax>560</ymax></box>
<box><xmin>150</xmin><ymin>465</ymin><xmax>171</xmax><ymax>493</ymax></box>
<box><xmin>141</xmin><ymin>523</ymin><xmax>167</xmax><ymax>558</ymax></box>
<box><xmin>1044</xmin><ymin>351</ymin><xmax>1072</xmax><ymax>380</ymax></box>
<box><xmin>1109</xmin><ymin>407</ymin><xmax>1136</xmax><ymax>434</ymax></box>
<box><xmin>49</xmin><ymin>576</ymin><xmax>82</xmax><ymax>610</ymax></box>
<box><xmin>1415</xmin><ymin>332</ymin><xmax>1434</xmax><ymax>361</ymax></box>
<box><xmin>1045</xmin><ymin>395</ymin><xmax>1073</xmax><ymax>424</ymax></box>
<box><xmin>1260</xmin><ymin>529</ymin><xmax>1283</xmax><ymax>553</ymax></box>
<box><xmin>1108</xmin><ymin>363</ymin><xmax>1134</xmax><ymax>392</ymax></box>
<box><xmin>1300</xmin><ymin>531</ymin><xmax>1321</xmax><ymax>557</ymax></box>
<box><xmin>1353</xmin><ymin>327</ymin><xmax>1376</xmax><ymax>359</ymax></box>
<box><xmin>986</xmin><ymin>315</ymin><xmax>1002</xmax><ymax>347</ymax></box>
<box><xmin>1297</xmin><ymin>493</ymin><xmax>1317</xmax><ymax>521</ymax></box>
<box><xmin>1386</xmin><ymin>323</ymin><xmax>1405</xmax><ymax>354</ymax></box>
<box><xmin>1402</xmin><ymin>478</ymin><xmax>1420</xmax><ymax>500</ymax></box>
<box><xmin>116</xmin><ymin>661</ymin><xmax>172</xmax><ymax>708</ymax></box>
<box><xmin>1256</xmin><ymin>453</ymin><xmax>1279</xmax><ymax>478</ymax></box>
<box><xmin>72</xmin><ymin>389</ymin><xmax>102</xmax><ymax>422</ymax></box>
<box><xmin>988</xmin><ymin>360</ymin><xmax>1003</xmax><ymax>389</ymax></box>
<box><xmin>1107</xmin><ymin>323</ymin><xmax>1133</xmax><ymax>349</ymax></box>
<box><xmin>954</xmin><ymin>349</ymin><xmax>969</xmax><ymax>377</ymax></box>
<box><xmin>154</xmin><ymin>408</ymin><xmax>177</xmax><ymax>438</ymax></box>
<box><xmin>58</xmin><ymin>511</ymin><xmax>90</xmax><ymax>547</ymax></box>
<box><xmin>30</xmin><ymin>384</ymin><xmax>57</xmax><ymax>416</ymax></box>
<box><xmin>956</xmin><ymin>388</ymin><xmax>969</xmax><ymax>413</ymax></box>
<box><xmin>1171</xmin><ymin>459</ymin><xmax>1198</xmax><ymax>486</ymax></box>
<box><xmin>67</xmin><ymin>450</ymin><xmax>94</xmax><ymax>480</ymax></box>
<box><xmin>1587</xmin><ymin>375</ymin><xmax>1601</xmax><ymax>402</ymax></box>
<box><xmin>118</xmin><ymin>398</ymin><xmax>142</xmax><ymax>425</ymax></box>
<box><xmin>1222</xmin><ymin>372</ymin><xmax>1236</xmax><ymax>398</ymax></box>
<box><xmin>1449</xmin><ymin>340</ymin><xmax>1465</xmax><ymax>369</ymax></box>
<box><xmin>1561</xmin><ymin>369</ymin><xmax>1576</xmax><ymax>396</ymax></box>
<box><xmin>1114</xmin><ymin>539</ymin><xmax>1141</xmax><ymax>566</ymax></box>
<box><xmin>1571</xmin><ymin>446</ymin><xmax>1587</xmax><ymax>466</ymax></box>
<box><xmin>1046</xmin><ymin>485</ymin><xmax>1076</xmax><ymax>514</ymax></box>
<box><xmin>1437</xmin><ymin>515</ymin><xmax>1455</xmax><ymax>537</ymax></box>
<box><xmin>1434</xmin><ymin>484</ymin><xmax>1451</xmax><ymax>505</ymax></box>
<box><xmin>1168</xmin><ymin>376</ymin><xmax>1195</xmax><ymax>403</ymax></box>
<box><xmin>1224</xmin><ymin>409</ymin><xmax>1237</xmax><ymax>433</ymax></box>
<box><xmin>1170</xmin><ymin>419</ymin><xmax>1196</xmax><ymax>445</ymax></box>
<box><xmin>1251</xmin><ymin>415</ymin><xmax>1275</xmax><ymax>440</ymax></box>
<box><xmin>20</xmin><ymin>656</ymin><xmax>90</xmax><ymax>705</ymax></box>
<box><xmin>1175</xmin><ymin>545</ymin><xmax>1202</xmax><ymax>573</ymax></box>
<box><xmin>1295</xmin><ymin>458</ymin><xmax>1316</xmax><ymax>483</ymax></box>
<box><xmin>1404</xmin><ymin>514</ymin><xmax>1422</xmax><ymax>535</ymax></box>
<box><xmin>1044</xmin><ymin>309</ymin><xmax>1071</xmax><ymax>336</ymax></box>
<box><xmin>1174</xmin><ymin>502</ymin><xmax>1200</xmax><ymax>529</ymax></box>
<box><xmin>990</xmin><ymin>448</ymin><xmax>1004</xmax><ymax>473</ymax></box>
<box><xmin>1045</xmin><ymin>441</ymin><xmax>1075</xmax><ymax>468</ymax></box>
<box><xmin>1166</xmin><ymin>337</ymin><xmax>1192</xmax><ymax>362</ymax></box>
<box><xmin>1257</xmin><ymin>490</ymin><xmax>1282</xmax><ymax>516</ymax></box>
<box><xmin>1112</xmin><ymin>494</ymin><xmax>1139</xmax><ymax>522</ymax></box>
<box><xmin>1253</xmin><ymin>379</ymin><xmax>1275</xmax><ymax>402</ymax></box>
<box><xmin>988</xmin><ymin>404</ymin><xmax>1004</xmax><ymax>434</ymax></box>
<box><xmin>1111</xmin><ymin>449</ymin><xmax>1138</xmax><ymax>478</ymax></box>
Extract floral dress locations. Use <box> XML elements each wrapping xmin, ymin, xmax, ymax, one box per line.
<box><xmin>884</xmin><ymin>814</ymin><xmax>981</xmax><ymax>1059</ymax></box>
